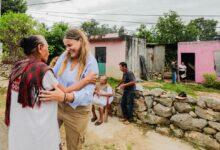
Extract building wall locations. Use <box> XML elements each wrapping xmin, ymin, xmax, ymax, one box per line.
<box><xmin>89</xmin><ymin>40</ymin><xmax>126</xmax><ymax>79</ymax></box>
<box><xmin>178</xmin><ymin>41</ymin><xmax>220</xmax><ymax>83</ymax></box>
<box><xmin>126</xmin><ymin>37</ymin><xmax>165</xmax><ymax>80</ymax></box>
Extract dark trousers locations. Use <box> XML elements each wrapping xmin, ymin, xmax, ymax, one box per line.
<box><xmin>121</xmin><ymin>90</ymin><xmax>135</xmax><ymax>121</ymax></box>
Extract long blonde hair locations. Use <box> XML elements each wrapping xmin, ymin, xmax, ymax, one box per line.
<box><xmin>58</xmin><ymin>29</ymin><xmax>89</xmax><ymax>80</ymax></box>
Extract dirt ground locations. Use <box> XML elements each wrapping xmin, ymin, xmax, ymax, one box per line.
<box><xmin>0</xmin><ymin>112</ymin><xmax>197</xmax><ymax>150</ymax></box>
<box><xmin>82</xmin><ymin>117</ymin><xmax>196</xmax><ymax>150</ymax></box>
<box><xmin>0</xmin><ymin>79</ymin><xmax>209</xmax><ymax>150</ymax></box>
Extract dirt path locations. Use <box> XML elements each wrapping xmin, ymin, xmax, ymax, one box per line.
<box><xmin>0</xmin><ymin>113</ymin><xmax>8</xmax><ymax>150</ymax></box>
<box><xmin>0</xmin><ymin>79</ymin><xmax>199</xmax><ymax>150</ymax></box>
<box><xmin>83</xmin><ymin>117</ymin><xmax>196</xmax><ymax>150</ymax></box>
<box><xmin>0</xmin><ymin>115</ymin><xmax>197</xmax><ymax>150</ymax></box>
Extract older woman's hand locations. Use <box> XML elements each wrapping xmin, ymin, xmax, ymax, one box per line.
<box><xmin>39</xmin><ymin>84</ymin><xmax>65</xmax><ymax>102</ymax></box>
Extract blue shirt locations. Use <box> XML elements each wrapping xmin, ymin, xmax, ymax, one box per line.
<box><xmin>53</xmin><ymin>52</ymin><xmax>99</xmax><ymax>109</ymax></box>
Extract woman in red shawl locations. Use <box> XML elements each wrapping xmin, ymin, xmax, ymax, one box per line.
<box><xmin>5</xmin><ymin>35</ymin><xmax>96</xmax><ymax>150</ymax></box>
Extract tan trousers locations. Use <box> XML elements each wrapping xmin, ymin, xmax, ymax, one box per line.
<box><xmin>58</xmin><ymin>103</ymin><xmax>91</xmax><ymax>150</ymax></box>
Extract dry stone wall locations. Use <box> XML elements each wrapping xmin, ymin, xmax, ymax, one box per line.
<box><xmin>111</xmin><ymin>88</ymin><xmax>220</xmax><ymax>150</ymax></box>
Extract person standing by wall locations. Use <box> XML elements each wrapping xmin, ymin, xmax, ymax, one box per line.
<box><xmin>116</xmin><ymin>62</ymin><xmax>136</xmax><ymax>125</ymax></box>
<box><xmin>179</xmin><ymin>62</ymin><xmax>187</xmax><ymax>82</ymax></box>
<box><xmin>171</xmin><ymin>60</ymin><xmax>177</xmax><ymax>84</ymax></box>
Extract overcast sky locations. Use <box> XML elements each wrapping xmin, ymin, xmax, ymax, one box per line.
<box><xmin>27</xmin><ymin>0</ymin><xmax>220</xmax><ymax>32</ymax></box>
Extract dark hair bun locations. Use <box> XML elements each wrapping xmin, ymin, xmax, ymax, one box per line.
<box><xmin>19</xmin><ymin>36</ymin><xmax>39</xmax><ymax>55</ymax></box>
<box><xmin>19</xmin><ymin>38</ymin><xmax>28</xmax><ymax>49</ymax></box>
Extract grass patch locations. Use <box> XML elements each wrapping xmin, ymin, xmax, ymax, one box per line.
<box><xmin>106</xmin><ymin>77</ymin><xmax>220</xmax><ymax>97</ymax></box>
<box><xmin>0</xmin><ymin>94</ymin><xmax>5</xmax><ymax>110</ymax></box>
<box><xmin>108</xmin><ymin>77</ymin><xmax>120</xmax><ymax>88</ymax></box>
<box><xmin>126</xmin><ymin>143</ymin><xmax>133</xmax><ymax>150</ymax></box>
<box><xmin>144</xmin><ymin>81</ymin><xmax>220</xmax><ymax>97</ymax></box>
<box><xmin>103</xmin><ymin>144</ymin><xmax>117</xmax><ymax>150</ymax></box>
<box><xmin>0</xmin><ymin>87</ymin><xmax>6</xmax><ymax>110</ymax></box>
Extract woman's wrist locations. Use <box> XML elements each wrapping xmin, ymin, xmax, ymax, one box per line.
<box><xmin>85</xmin><ymin>77</ymin><xmax>91</xmax><ymax>84</ymax></box>
<box><xmin>66</xmin><ymin>93</ymin><xmax>74</xmax><ymax>103</ymax></box>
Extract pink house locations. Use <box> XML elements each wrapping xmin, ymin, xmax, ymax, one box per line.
<box><xmin>178</xmin><ymin>41</ymin><xmax>220</xmax><ymax>83</ymax></box>
<box><xmin>89</xmin><ymin>33</ymin><xmax>126</xmax><ymax>79</ymax></box>
<box><xmin>89</xmin><ymin>33</ymin><xmax>165</xmax><ymax>79</ymax></box>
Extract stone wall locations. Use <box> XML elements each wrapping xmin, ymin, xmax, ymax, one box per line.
<box><xmin>111</xmin><ymin>88</ymin><xmax>220</xmax><ymax>150</ymax></box>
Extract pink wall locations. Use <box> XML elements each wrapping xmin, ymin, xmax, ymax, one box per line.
<box><xmin>178</xmin><ymin>41</ymin><xmax>220</xmax><ymax>83</ymax></box>
<box><xmin>89</xmin><ymin>40</ymin><xmax>126</xmax><ymax>79</ymax></box>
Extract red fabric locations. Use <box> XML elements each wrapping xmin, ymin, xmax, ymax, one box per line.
<box><xmin>5</xmin><ymin>59</ymin><xmax>51</xmax><ymax>126</ymax></box>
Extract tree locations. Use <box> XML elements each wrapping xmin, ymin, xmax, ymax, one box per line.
<box><xmin>81</xmin><ymin>19</ymin><xmax>100</xmax><ymax>36</ymax></box>
<box><xmin>81</xmin><ymin>19</ymin><xmax>124</xmax><ymax>36</ymax></box>
<box><xmin>183</xmin><ymin>23</ymin><xmax>200</xmax><ymax>41</ymax></box>
<box><xmin>118</xmin><ymin>26</ymin><xmax>125</xmax><ymax>35</ymax></box>
<box><xmin>0</xmin><ymin>12</ymin><xmax>43</xmax><ymax>62</ymax></box>
<box><xmin>136</xmin><ymin>24</ymin><xmax>155</xmax><ymax>43</ymax></box>
<box><xmin>45</xmin><ymin>22</ymin><xmax>69</xmax><ymax>59</ymax></box>
<box><xmin>187</xmin><ymin>18</ymin><xmax>218</xmax><ymax>41</ymax></box>
<box><xmin>1</xmin><ymin>0</ymin><xmax>27</xmax><ymax>15</ymax></box>
<box><xmin>155</xmin><ymin>11</ymin><xmax>185</xmax><ymax>44</ymax></box>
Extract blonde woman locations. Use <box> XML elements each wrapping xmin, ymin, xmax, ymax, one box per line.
<box><xmin>40</xmin><ymin>29</ymin><xmax>98</xmax><ymax>150</ymax></box>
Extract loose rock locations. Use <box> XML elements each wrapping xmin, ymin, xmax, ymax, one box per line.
<box><xmin>195</xmin><ymin>106</ymin><xmax>220</xmax><ymax>121</ymax></box>
<box><xmin>171</xmin><ymin>114</ymin><xmax>207</xmax><ymax>131</ymax></box>
<box><xmin>174</xmin><ymin>102</ymin><xmax>192</xmax><ymax>113</ymax></box>
<box><xmin>153</xmin><ymin>104</ymin><xmax>172</xmax><ymax>118</ymax></box>
<box><xmin>185</xmin><ymin>131</ymin><xmax>220</xmax><ymax>150</ymax></box>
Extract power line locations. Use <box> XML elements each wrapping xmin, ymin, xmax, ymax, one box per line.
<box><xmin>32</xmin><ymin>15</ymin><xmax>220</xmax><ymax>32</ymax></box>
<box><xmin>28</xmin><ymin>10</ymin><xmax>220</xmax><ymax>18</ymax></box>
<box><xmin>33</xmin><ymin>17</ymin><xmax>136</xmax><ymax>32</ymax></box>
<box><xmin>29</xmin><ymin>12</ymin><xmax>220</xmax><ymax>29</ymax></box>
<box><xmin>27</xmin><ymin>0</ymin><xmax>71</xmax><ymax>6</ymax></box>
<box><xmin>29</xmin><ymin>12</ymin><xmax>156</xmax><ymax>24</ymax></box>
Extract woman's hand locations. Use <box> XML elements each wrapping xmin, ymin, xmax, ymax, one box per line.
<box><xmin>39</xmin><ymin>84</ymin><xmax>65</xmax><ymax>102</ymax></box>
<box><xmin>84</xmin><ymin>72</ymin><xmax>97</xmax><ymax>84</ymax></box>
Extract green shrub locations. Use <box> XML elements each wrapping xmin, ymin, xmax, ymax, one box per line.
<box><xmin>203</xmin><ymin>73</ymin><xmax>220</xmax><ymax>89</ymax></box>
<box><xmin>107</xmin><ymin>77</ymin><xmax>120</xmax><ymax>88</ymax></box>
<box><xmin>0</xmin><ymin>12</ymin><xmax>46</xmax><ymax>62</ymax></box>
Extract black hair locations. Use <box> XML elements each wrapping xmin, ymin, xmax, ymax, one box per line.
<box><xmin>19</xmin><ymin>35</ymin><xmax>44</xmax><ymax>55</ymax></box>
<box><xmin>119</xmin><ymin>62</ymin><xmax>127</xmax><ymax>68</ymax></box>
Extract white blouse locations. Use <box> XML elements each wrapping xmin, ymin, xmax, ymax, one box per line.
<box><xmin>8</xmin><ymin>71</ymin><xmax>60</xmax><ymax>150</ymax></box>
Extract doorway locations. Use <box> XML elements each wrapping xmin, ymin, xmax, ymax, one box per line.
<box><xmin>214</xmin><ymin>51</ymin><xmax>220</xmax><ymax>77</ymax></box>
<box><xmin>95</xmin><ymin>47</ymin><xmax>106</xmax><ymax>75</ymax></box>
<box><xmin>181</xmin><ymin>53</ymin><xmax>195</xmax><ymax>81</ymax></box>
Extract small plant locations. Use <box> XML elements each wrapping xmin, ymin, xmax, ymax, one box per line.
<box><xmin>108</xmin><ymin>77</ymin><xmax>120</xmax><ymax>88</ymax></box>
<box><xmin>203</xmin><ymin>73</ymin><xmax>220</xmax><ymax>90</ymax></box>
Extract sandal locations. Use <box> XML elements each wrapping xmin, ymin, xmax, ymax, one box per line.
<box><xmin>95</xmin><ymin>121</ymin><xmax>103</xmax><ymax>126</ymax></box>
<box><xmin>119</xmin><ymin>118</ymin><xmax>127</xmax><ymax>122</ymax></box>
<box><xmin>123</xmin><ymin>121</ymin><xmax>130</xmax><ymax>125</ymax></box>
<box><xmin>59</xmin><ymin>142</ymin><xmax>65</xmax><ymax>150</ymax></box>
<box><xmin>91</xmin><ymin>117</ymin><xmax>97</xmax><ymax>122</ymax></box>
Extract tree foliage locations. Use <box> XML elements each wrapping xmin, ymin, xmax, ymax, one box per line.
<box><xmin>44</xmin><ymin>22</ymin><xmax>69</xmax><ymax>59</ymax></box>
<box><xmin>0</xmin><ymin>12</ymin><xmax>43</xmax><ymax>62</ymax></box>
<box><xmin>136</xmin><ymin>24</ymin><xmax>155</xmax><ymax>43</ymax></box>
<box><xmin>81</xmin><ymin>19</ymin><xmax>124</xmax><ymax>37</ymax></box>
<box><xmin>154</xmin><ymin>11</ymin><xmax>185</xmax><ymax>44</ymax></box>
<box><xmin>187</xmin><ymin>18</ymin><xmax>218</xmax><ymax>41</ymax></box>
<box><xmin>135</xmin><ymin>11</ymin><xmax>218</xmax><ymax>65</ymax></box>
<box><xmin>1</xmin><ymin>0</ymin><xmax>27</xmax><ymax>15</ymax></box>
<box><xmin>136</xmin><ymin>11</ymin><xmax>218</xmax><ymax>44</ymax></box>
